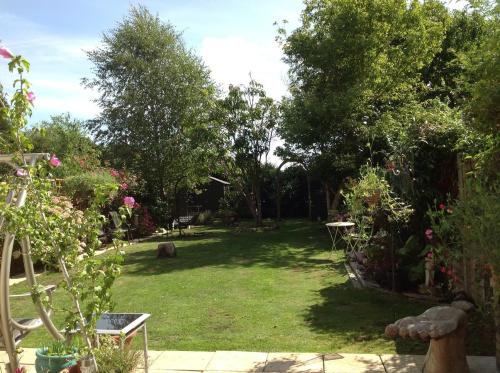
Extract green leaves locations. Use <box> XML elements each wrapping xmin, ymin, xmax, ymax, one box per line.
<box><xmin>85</xmin><ymin>6</ymin><xmax>217</xmax><ymax>218</ymax></box>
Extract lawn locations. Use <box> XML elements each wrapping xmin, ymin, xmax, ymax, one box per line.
<box><xmin>10</xmin><ymin>220</ymin><xmax>493</xmax><ymax>354</ymax></box>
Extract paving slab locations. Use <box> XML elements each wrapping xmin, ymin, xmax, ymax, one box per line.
<box><xmin>205</xmin><ymin>351</ymin><xmax>268</xmax><ymax>372</ymax></box>
<box><xmin>149</xmin><ymin>351</ymin><xmax>215</xmax><ymax>370</ymax></box>
<box><xmin>18</xmin><ymin>348</ymin><xmax>37</xmax><ymax>365</ymax></box>
<box><xmin>264</xmin><ymin>353</ymin><xmax>323</xmax><ymax>373</ymax></box>
<box><xmin>380</xmin><ymin>354</ymin><xmax>425</xmax><ymax>373</ymax></box>
<box><xmin>324</xmin><ymin>353</ymin><xmax>385</xmax><ymax>373</ymax></box>
<box><xmin>137</xmin><ymin>370</ymin><xmax>202</xmax><ymax>373</ymax></box>
<box><xmin>467</xmin><ymin>355</ymin><xmax>496</xmax><ymax>373</ymax></box>
<box><xmin>204</xmin><ymin>371</ymin><xmax>252</xmax><ymax>373</ymax></box>
<box><xmin>138</xmin><ymin>350</ymin><xmax>163</xmax><ymax>369</ymax></box>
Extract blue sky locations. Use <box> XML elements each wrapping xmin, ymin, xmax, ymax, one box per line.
<box><xmin>1</xmin><ymin>0</ymin><xmax>467</xmax><ymax>134</ymax></box>
<box><xmin>0</xmin><ymin>0</ymin><xmax>304</xmax><ymax>125</ymax></box>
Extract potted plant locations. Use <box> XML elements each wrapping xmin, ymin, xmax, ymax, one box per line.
<box><xmin>1</xmin><ymin>50</ymin><xmax>131</xmax><ymax>372</ymax></box>
<box><xmin>35</xmin><ymin>341</ymin><xmax>79</xmax><ymax>373</ymax></box>
<box><xmin>94</xmin><ymin>337</ymin><xmax>142</xmax><ymax>373</ymax></box>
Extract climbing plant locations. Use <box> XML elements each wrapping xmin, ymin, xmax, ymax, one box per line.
<box><xmin>0</xmin><ymin>47</ymin><xmax>128</xmax><ymax>372</ymax></box>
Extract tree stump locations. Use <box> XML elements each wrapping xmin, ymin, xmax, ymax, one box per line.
<box><xmin>385</xmin><ymin>302</ymin><xmax>474</xmax><ymax>373</ymax></box>
<box><xmin>157</xmin><ymin>242</ymin><xmax>177</xmax><ymax>258</ymax></box>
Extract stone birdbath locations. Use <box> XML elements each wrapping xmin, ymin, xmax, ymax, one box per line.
<box><xmin>385</xmin><ymin>301</ymin><xmax>474</xmax><ymax>373</ymax></box>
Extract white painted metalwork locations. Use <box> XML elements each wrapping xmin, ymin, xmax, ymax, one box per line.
<box><xmin>0</xmin><ymin>153</ymin><xmax>63</xmax><ymax>373</ymax></box>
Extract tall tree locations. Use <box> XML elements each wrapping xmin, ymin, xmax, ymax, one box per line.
<box><xmin>217</xmin><ymin>79</ymin><xmax>279</xmax><ymax>226</ymax></box>
<box><xmin>84</xmin><ymin>6</ymin><xmax>217</xmax><ymax>221</ymax></box>
<box><xmin>278</xmin><ymin>0</ymin><xmax>448</xmax><ymax>214</ymax></box>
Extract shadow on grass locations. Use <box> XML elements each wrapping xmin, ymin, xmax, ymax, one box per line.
<box><xmin>304</xmin><ymin>263</ymin><xmax>430</xmax><ymax>355</ymax></box>
<box><xmin>124</xmin><ymin>220</ymin><xmax>333</xmax><ymax>276</ymax></box>
<box><xmin>304</xmin><ymin>265</ymin><xmax>494</xmax><ymax>355</ymax></box>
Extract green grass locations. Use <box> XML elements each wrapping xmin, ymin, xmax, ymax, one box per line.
<box><xmin>9</xmin><ymin>220</ymin><xmax>494</xmax><ymax>354</ymax></box>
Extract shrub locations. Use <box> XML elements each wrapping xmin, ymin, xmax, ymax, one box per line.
<box><xmin>196</xmin><ymin>210</ymin><xmax>213</xmax><ymax>225</ymax></box>
<box><xmin>62</xmin><ymin>170</ymin><xmax>116</xmax><ymax>208</ymax></box>
<box><xmin>94</xmin><ymin>337</ymin><xmax>142</xmax><ymax>373</ymax></box>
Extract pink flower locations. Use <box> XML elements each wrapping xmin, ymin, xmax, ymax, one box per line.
<box><xmin>15</xmin><ymin>367</ymin><xmax>27</xmax><ymax>373</ymax></box>
<box><xmin>0</xmin><ymin>45</ymin><xmax>14</xmax><ymax>59</ymax></box>
<box><xmin>15</xmin><ymin>168</ymin><xmax>28</xmax><ymax>177</ymax></box>
<box><xmin>123</xmin><ymin>196</ymin><xmax>135</xmax><ymax>208</ymax></box>
<box><xmin>426</xmin><ymin>252</ymin><xmax>433</xmax><ymax>258</ymax></box>
<box><xmin>49</xmin><ymin>155</ymin><xmax>61</xmax><ymax>167</ymax></box>
<box><xmin>120</xmin><ymin>182</ymin><xmax>128</xmax><ymax>190</ymax></box>
<box><xmin>26</xmin><ymin>91</ymin><xmax>36</xmax><ymax>103</ymax></box>
<box><xmin>110</xmin><ymin>169</ymin><xmax>119</xmax><ymax>178</ymax></box>
<box><xmin>425</xmin><ymin>228</ymin><xmax>433</xmax><ymax>240</ymax></box>
<box><xmin>439</xmin><ymin>203</ymin><xmax>445</xmax><ymax>210</ymax></box>
<box><xmin>440</xmin><ymin>266</ymin><xmax>446</xmax><ymax>273</ymax></box>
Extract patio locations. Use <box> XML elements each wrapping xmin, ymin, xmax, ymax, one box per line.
<box><xmin>7</xmin><ymin>349</ymin><xmax>496</xmax><ymax>373</ymax></box>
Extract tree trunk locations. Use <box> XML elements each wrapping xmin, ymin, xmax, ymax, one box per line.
<box><xmin>492</xmin><ymin>273</ymin><xmax>500</xmax><ymax>371</ymax></box>
<box><xmin>245</xmin><ymin>193</ymin><xmax>259</xmax><ymax>225</ymax></box>
<box><xmin>325</xmin><ymin>183</ymin><xmax>331</xmax><ymax>218</ymax></box>
<box><xmin>276</xmin><ymin>171</ymin><xmax>282</xmax><ymax>221</ymax></box>
<box><xmin>255</xmin><ymin>184</ymin><xmax>263</xmax><ymax>227</ymax></box>
<box><xmin>330</xmin><ymin>179</ymin><xmax>345</xmax><ymax>213</ymax></box>
<box><xmin>306</xmin><ymin>172</ymin><xmax>312</xmax><ymax>220</ymax></box>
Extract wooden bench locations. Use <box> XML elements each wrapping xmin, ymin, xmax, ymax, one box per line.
<box><xmin>172</xmin><ymin>215</ymin><xmax>195</xmax><ymax>230</ymax></box>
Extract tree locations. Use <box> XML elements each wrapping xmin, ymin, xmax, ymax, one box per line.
<box><xmin>461</xmin><ymin>1</ymin><xmax>499</xmax><ymax>135</ymax></box>
<box><xmin>457</xmin><ymin>1</ymin><xmax>500</xmax><ymax>367</ymax></box>
<box><xmin>84</xmin><ymin>6</ymin><xmax>217</xmax><ymax>223</ymax></box>
<box><xmin>421</xmin><ymin>7</ymin><xmax>488</xmax><ymax>107</ymax></box>
<box><xmin>25</xmin><ymin>113</ymin><xmax>101</xmax><ymax>177</ymax></box>
<box><xmin>216</xmin><ymin>79</ymin><xmax>279</xmax><ymax>226</ymax></box>
<box><xmin>278</xmin><ymin>0</ymin><xmax>448</xmax><ymax>214</ymax></box>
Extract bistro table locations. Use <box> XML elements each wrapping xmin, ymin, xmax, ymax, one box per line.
<box><xmin>96</xmin><ymin>313</ymin><xmax>151</xmax><ymax>372</ymax></box>
<box><xmin>325</xmin><ymin>221</ymin><xmax>355</xmax><ymax>251</ymax></box>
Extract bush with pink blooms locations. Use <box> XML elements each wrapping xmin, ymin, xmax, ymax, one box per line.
<box><xmin>0</xmin><ymin>49</ymin><xmax>133</xmax><ymax>370</ymax></box>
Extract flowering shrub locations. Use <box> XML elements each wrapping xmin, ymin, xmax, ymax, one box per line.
<box><xmin>425</xmin><ymin>201</ymin><xmax>462</xmax><ymax>291</ymax></box>
<box><xmin>0</xmin><ymin>48</ymin><xmax>133</xmax><ymax>371</ymax></box>
<box><xmin>136</xmin><ymin>206</ymin><xmax>156</xmax><ymax>237</ymax></box>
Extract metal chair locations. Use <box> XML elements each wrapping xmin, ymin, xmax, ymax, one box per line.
<box><xmin>110</xmin><ymin>211</ymin><xmax>135</xmax><ymax>243</ymax></box>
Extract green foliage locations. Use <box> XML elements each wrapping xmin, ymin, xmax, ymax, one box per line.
<box><xmin>216</xmin><ymin>79</ymin><xmax>279</xmax><ymax>225</ymax></box>
<box><xmin>452</xmin><ymin>181</ymin><xmax>500</xmax><ymax>274</ymax></box>
<box><xmin>62</xmin><ymin>170</ymin><xmax>117</xmax><ymax>207</ymax></box>
<box><xmin>25</xmin><ymin>113</ymin><xmax>101</xmax><ymax>178</ymax></box>
<box><xmin>278</xmin><ymin>0</ymin><xmax>449</xmax><ymax>201</ymax></box>
<box><xmin>421</xmin><ymin>7</ymin><xmax>488</xmax><ymax>106</ymax></box>
<box><xmin>343</xmin><ymin>165</ymin><xmax>412</xmax><ymax>285</ymax></box>
<box><xmin>0</xmin><ymin>55</ymin><xmax>126</xmax><ymax>369</ymax></box>
<box><xmin>196</xmin><ymin>210</ymin><xmax>213</xmax><ymax>225</ymax></box>
<box><xmin>374</xmin><ymin>98</ymin><xmax>471</xmax><ymax>204</ymax></box>
<box><xmin>94</xmin><ymin>337</ymin><xmax>142</xmax><ymax>373</ymax></box>
<box><xmin>0</xmin><ymin>55</ymin><xmax>33</xmax><ymax>153</ymax></box>
<box><xmin>344</xmin><ymin>165</ymin><xmax>413</xmax><ymax>225</ymax></box>
<box><xmin>44</xmin><ymin>340</ymin><xmax>79</xmax><ymax>356</ymax></box>
<box><xmin>461</xmin><ymin>1</ymin><xmax>499</xmax><ymax>135</ymax></box>
<box><xmin>85</xmin><ymin>6</ymin><xmax>217</xmax><ymax>220</ymax></box>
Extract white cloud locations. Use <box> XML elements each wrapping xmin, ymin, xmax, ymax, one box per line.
<box><xmin>199</xmin><ymin>36</ymin><xmax>289</xmax><ymax>165</ymax></box>
<box><xmin>200</xmin><ymin>36</ymin><xmax>289</xmax><ymax>100</ymax></box>
<box><xmin>0</xmin><ymin>12</ymin><xmax>101</xmax><ymax>122</ymax></box>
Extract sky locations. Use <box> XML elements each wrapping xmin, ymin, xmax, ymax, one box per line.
<box><xmin>0</xmin><ymin>0</ymin><xmax>304</xmax><ymax>126</ymax></box>
<box><xmin>0</xmin><ymin>0</ymin><xmax>467</xmax><ymax>165</ymax></box>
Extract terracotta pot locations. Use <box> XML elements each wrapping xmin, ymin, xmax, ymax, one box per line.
<box><xmin>363</xmin><ymin>191</ymin><xmax>381</xmax><ymax>206</ymax></box>
<box><xmin>111</xmin><ymin>330</ymin><xmax>137</xmax><ymax>347</ymax></box>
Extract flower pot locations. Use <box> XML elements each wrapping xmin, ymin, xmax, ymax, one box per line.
<box><xmin>35</xmin><ymin>347</ymin><xmax>78</xmax><ymax>373</ymax></box>
<box><xmin>111</xmin><ymin>330</ymin><xmax>137</xmax><ymax>347</ymax></box>
<box><xmin>363</xmin><ymin>191</ymin><xmax>381</xmax><ymax>206</ymax></box>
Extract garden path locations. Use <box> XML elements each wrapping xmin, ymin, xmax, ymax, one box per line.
<box><xmin>5</xmin><ymin>348</ymin><xmax>496</xmax><ymax>373</ymax></box>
